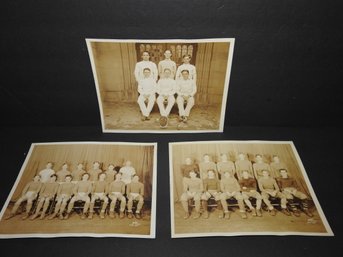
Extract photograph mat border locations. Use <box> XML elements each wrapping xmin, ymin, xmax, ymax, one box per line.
<box><xmin>85</xmin><ymin>38</ymin><xmax>235</xmax><ymax>133</ymax></box>
<box><xmin>168</xmin><ymin>140</ymin><xmax>334</xmax><ymax>238</ymax></box>
<box><xmin>0</xmin><ymin>141</ymin><xmax>158</xmax><ymax>239</ymax></box>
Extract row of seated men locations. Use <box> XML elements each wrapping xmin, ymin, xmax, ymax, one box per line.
<box><xmin>5</xmin><ymin>171</ymin><xmax>145</xmax><ymax>221</ymax></box>
<box><xmin>180</xmin><ymin>153</ymin><xmax>313</xmax><ymax>219</ymax></box>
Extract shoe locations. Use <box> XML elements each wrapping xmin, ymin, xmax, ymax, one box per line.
<box><xmin>224</xmin><ymin>212</ymin><xmax>230</xmax><ymax>219</ymax></box>
<box><xmin>135</xmin><ymin>213</ymin><xmax>141</xmax><ymax>219</ymax></box>
<box><xmin>88</xmin><ymin>212</ymin><xmax>93</xmax><ymax>219</ymax></box>
<box><xmin>303</xmin><ymin>209</ymin><xmax>314</xmax><ymax>217</ymax></box>
<box><xmin>202</xmin><ymin>211</ymin><xmax>209</xmax><ymax>219</ymax></box>
<box><xmin>119</xmin><ymin>211</ymin><xmax>125</xmax><ymax>219</ymax></box>
<box><xmin>22</xmin><ymin>214</ymin><xmax>29</xmax><ymax>220</ymax></box>
<box><xmin>100</xmin><ymin>211</ymin><xmax>105</xmax><ymax>219</ymax></box>
<box><xmin>179</xmin><ymin>116</ymin><xmax>184</xmax><ymax>122</ymax></box>
<box><xmin>64</xmin><ymin>213</ymin><xmax>69</xmax><ymax>220</ymax></box>
<box><xmin>4</xmin><ymin>214</ymin><xmax>15</xmax><ymax>220</ymax></box>
<box><xmin>81</xmin><ymin>213</ymin><xmax>86</xmax><ymax>219</ymax></box>
<box><xmin>183</xmin><ymin>212</ymin><xmax>190</xmax><ymax>219</ymax></box>
<box><xmin>159</xmin><ymin>116</ymin><xmax>168</xmax><ymax>128</ymax></box>
<box><xmin>109</xmin><ymin>212</ymin><xmax>115</xmax><ymax>219</ymax></box>
<box><xmin>183</xmin><ymin>116</ymin><xmax>188</xmax><ymax>122</ymax></box>
<box><xmin>39</xmin><ymin>213</ymin><xmax>45</xmax><ymax>220</ymax></box>
<box><xmin>256</xmin><ymin>209</ymin><xmax>262</xmax><ymax>217</ymax></box>
<box><xmin>193</xmin><ymin>212</ymin><xmax>200</xmax><ymax>219</ymax></box>
<box><xmin>293</xmin><ymin>209</ymin><xmax>301</xmax><ymax>217</ymax></box>
<box><xmin>281</xmin><ymin>208</ymin><xmax>291</xmax><ymax>216</ymax></box>
<box><xmin>240</xmin><ymin>212</ymin><xmax>247</xmax><ymax>219</ymax></box>
<box><xmin>269</xmin><ymin>209</ymin><xmax>276</xmax><ymax>216</ymax></box>
<box><xmin>141</xmin><ymin>116</ymin><xmax>147</xmax><ymax>121</ymax></box>
<box><xmin>58</xmin><ymin>214</ymin><xmax>64</xmax><ymax>220</ymax></box>
<box><xmin>127</xmin><ymin>212</ymin><xmax>133</xmax><ymax>219</ymax></box>
<box><xmin>146</xmin><ymin>116</ymin><xmax>150</xmax><ymax>120</ymax></box>
<box><xmin>251</xmin><ymin>209</ymin><xmax>257</xmax><ymax>217</ymax></box>
<box><xmin>30</xmin><ymin>213</ymin><xmax>38</xmax><ymax>220</ymax></box>
<box><xmin>48</xmin><ymin>213</ymin><xmax>56</xmax><ymax>220</ymax></box>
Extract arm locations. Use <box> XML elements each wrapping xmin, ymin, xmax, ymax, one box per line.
<box><xmin>253</xmin><ymin>164</ymin><xmax>258</xmax><ymax>179</ymax></box>
<box><xmin>156</xmin><ymin>80</ymin><xmax>161</xmax><ymax>95</ymax></box>
<box><xmin>121</xmin><ymin>183</ymin><xmax>126</xmax><ymax>195</ymax></box>
<box><xmin>220</xmin><ymin>180</ymin><xmax>225</xmax><ymax>192</ymax></box>
<box><xmin>158</xmin><ymin>62</ymin><xmax>163</xmax><ymax>77</ymax></box>
<box><xmin>21</xmin><ymin>182</ymin><xmax>31</xmax><ymax>196</ymax></box>
<box><xmin>152</xmin><ymin>63</ymin><xmax>158</xmax><ymax>81</ymax></box>
<box><xmin>190</xmin><ymin>80</ymin><xmax>197</xmax><ymax>97</ymax></box>
<box><xmin>172</xmin><ymin>62</ymin><xmax>176</xmax><ymax>79</ymax></box>
<box><xmin>192</xmin><ymin>66</ymin><xmax>197</xmax><ymax>82</ymax></box>
<box><xmin>134</xmin><ymin>63</ymin><xmax>140</xmax><ymax>82</ymax></box>
<box><xmin>257</xmin><ymin>179</ymin><xmax>265</xmax><ymax>193</ymax></box>
<box><xmin>175</xmin><ymin>66</ymin><xmax>181</xmax><ymax>80</ymax></box>
<box><xmin>140</xmin><ymin>183</ymin><xmax>144</xmax><ymax>197</ymax></box>
<box><xmin>182</xmin><ymin>179</ymin><xmax>188</xmax><ymax>193</ymax></box>
<box><xmin>87</xmin><ymin>183</ymin><xmax>92</xmax><ymax>195</ymax></box>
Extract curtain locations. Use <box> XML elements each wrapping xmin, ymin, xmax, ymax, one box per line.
<box><xmin>172</xmin><ymin>142</ymin><xmax>311</xmax><ymax>202</ymax></box>
<box><xmin>12</xmin><ymin>144</ymin><xmax>154</xmax><ymax>201</ymax></box>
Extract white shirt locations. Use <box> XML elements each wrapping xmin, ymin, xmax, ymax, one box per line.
<box><xmin>134</xmin><ymin>61</ymin><xmax>158</xmax><ymax>82</ymax></box>
<box><xmin>175</xmin><ymin>63</ymin><xmax>196</xmax><ymax>81</ymax></box>
<box><xmin>156</xmin><ymin>78</ymin><xmax>176</xmax><ymax>96</ymax></box>
<box><xmin>39</xmin><ymin>168</ymin><xmax>55</xmax><ymax>183</ymax></box>
<box><xmin>138</xmin><ymin>78</ymin><xmax>157</xmax><ymax>95</ymax></box>
<box><xmin>158</xmin><ymin>59</ymin><xmax>176</xmax><ymax>78</ymax></box>
<box><xmin>119</xmin><ymin>166</ymin><xmax>136</xmax><ymax>184</ymax></box>
<box><xmin>177</xmin><ymin>79</ymin><xmax>197</xmax><ymax>96</ymax></box>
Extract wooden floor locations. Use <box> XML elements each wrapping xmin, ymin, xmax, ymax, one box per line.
<box><xmin>103</xmin><ymin>102</ymin><xmax>222</xmax><ymax>131</ymax></box>
<box><xmin>0</xmin><ymin>207</ymin><xmax>151</xmax><ymax>237</ymax></box>
<box><xmin>173</xmin><ymin>202</ymin><xmax>328</xmax><ymax>236</ymax></box>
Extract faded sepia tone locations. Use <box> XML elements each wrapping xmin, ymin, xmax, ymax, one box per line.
<box><xmin>0</xmin><ymin>142</ymin><xmax>157</xmax><ymax>238</ymax></box>
<box><xmin>169</xmin><ymin>141</ymin><xmax>333</xmax><ymax>237</ymax></box>
<box><xmin>86</xmin><ymin>39</ymin><xmax>234</xmax><ymax>132</ymax></box>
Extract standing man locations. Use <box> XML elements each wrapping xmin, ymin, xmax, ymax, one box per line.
<box><xmin>235</xmin><ymin>153</ymin><xmax>254</xmax><ymax>180</ymax></box>
<box><xmin>158</xmin><ymin>49</ymin><xmax>176</xmax><ymax>79</ymax></box>
<box><xmin>201</xmin><ymin>170</ymin><xmax>221</xmax><ymax>219</ymax></box>
<box><xmin>137</xmin><ymin>68</ymin><xmax>157</xmax><ymax>121</ymax></box>
<box><xmin>134</xmin><ymin>51</ymin><xmax>158</xmax><ymax>82</ymax></box>
<box><xmin>88</xmin><ymin>161</ymin><xmax>102</xmax><ymax>182</ymax></box>
<box><xmin>56</xmin><ymin>163</ymin><xmax>71</xmax><ymax>183</ymax></box>
<box><xmin>270</xmin><ymin>155</ymin><xmax>289</xmax><ymax>178</ymax></box>
<box><xmin>217</xmin><ymin>153</ymin><xmax>236</xmax><ymax>179</ymax></box>
<box><xmin>156</xmin><ymin>68</ymin><xmax>177</xmax><ymax>127</ymax></box>
<box><xmin>30</xmin><ymin>174</ymin><xmax>59</xmax><ymax>220</ymax></box>
<box><xmin>175</xmin><ymin>54</ymin><xmax>196</xmax><ymax>81</ymax></box>
<box><xmin>5</xmin><ymin>175</ymin><xmax>42</xmax><ymax>220</ymax></box>
<box><xmin>176</xmin><ymin>70</ymin><xmax>197</xmax><ymax>122</ymax></box>
<box><xmin>38</xmin><ymin>162</ymin><xmax>55</xmax><ymax>183</ymax></box>
<box><xmin>127</xmin><ymin>175</ymin><xmax>145</xmax><ymax>219</ymax></box>
<box><xmin>71</xmin><ymin>163</ymin><xmax>86</xmax><ymax>182</ymax></box>
<box><xmin>119</xmin><ymin>161</ymin><xmax>136</xmax><ymax>185</ymax></box>
<box><xmin>199</xmin><ymin>154</ymin><xmax>218</xmax><ymax>180</ymax></box>
<box><xmin>104</xmin><ymin>164</ymin><xmax>117</xmax><ymax>184</ymax></box>
<box><xmin>253</xmin><ymin>154</ymin><xmax>272</xmax><ymax>179</ymax></box>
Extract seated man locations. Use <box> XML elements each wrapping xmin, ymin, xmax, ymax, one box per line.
<box><xmin>180</xmin><ymin>170</ymin><xmax>203</xmax><ymax>219</ymax></box>
<box><xmin>71</xmin><ymin>163</ymin><xmax>86</xmax><ymax>182</ymax></box>
<box><xmin>220</xmin><ymin>171</ymin><xmax>247</xmax><ymax>219</ymax></box>
<box><xmin>119</xmin><ymin>160</ymin><xmax>136</xmax><ymax>185</ymax></box>
<box><xmin>30</xmin><ymin>174</ymin><xmax>59</xmax><ymax>220</ymax></box>
<box><xmin>137</xmin><ymin>68</ymin><xmax>157</xmax><ymax>121</ymax></box>
<box><xmin>127</xmin><ymin>175</ymin><xmax>145</xmax><ymax>219</ymax></box>
<box><xmin>201</xmin><ymin>170</ymin><xmax>221</xmax><ymax>219</ymax></box>
<box><xmin>239</xmin><ymin>170</ymin><xmax>262</xmax><ymax>217</ymax></box>
<box><xmin>108</xmin><ymin>173</ymin><xmax>126</xmax><ymax>219</ymax></box>
<box><xmin>88</xmin><ymin>173</ymin><xmax>109</xmax><ymax>219</ymax></box>
<box><xmin>5</xmin><ymin>175</ymin><xmax>42</xmax><ymax>220</ymax></box>
<box><xmin>277</xmin><ymin>169</ymin><xmax>313</xmax><ymax>217</ymax></box>
<box><xmin>156</xmin><ymin>68</ymin><xmax>176</xmax><ymax>128</ymax></box>
<box><xmin>181</xmin><ymin>157</ymin><xmax>200</xmax><ymax>180</ymax></box>
<box><xmin>258</xmin><ymin>170</ymin><xmax>290</xmax><ymax>216</ymax></box>
<box><xmin>270</xmin><ymin>155</ymin><xmax>289</xmax><ymax>178</ymax></box>
<box><xmin>38</xmin><ymin>162</ymin><xmax>55</xmax><ymax>183</ymax></box>
<box><xmin>49</xmin><ymin>175</ymin><xmax>75</xmax><ymax>219</ymax></box>
<box><xmin>56</xmin><ymin>163</ymin><xmax>71</xmax><ymax>183</ymax></box>
<box><xmin>199</xmin><ymin>154</ymin><xmax>218</xmax><ymax>180</ymax></box>
<box><xmin>176</xmin><ymin>70</ymin><xmax>197</xmax><ymax>122</ymax></box>
<box><xmin>65</xmin><ymin>173</ymin><xmax>92</xmax><ymax>219</ymax></box>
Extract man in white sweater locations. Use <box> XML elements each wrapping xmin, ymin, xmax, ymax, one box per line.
<box><xmin>137</xmin><ymin>68</ymin><xmax>157</xmax><ymax>121</ymax></box>
<box><xmin>134</xmin><ymin>51</ymin><xmax>158</xmax><ymax>82</ymax></box>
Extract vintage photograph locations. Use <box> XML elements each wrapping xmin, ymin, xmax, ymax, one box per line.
<box><xmin>0</xmin><ymin>142</ymin><xmax>157</xmax><ymax>238</ymax></box>
<box><xmin>86</xmin><ymin>38</ymin><xmax>234</xmax><ymax>133</ymax></box>
<box><xmin>169</xmin><ymin>141</ymin><xmax>333</xmax><ymax>238</ymax></box>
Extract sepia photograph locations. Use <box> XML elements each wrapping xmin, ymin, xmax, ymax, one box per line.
<box><xmin>86</xmin><ymin>38</ymin><xmax>234</xmax><ymax>133</ymax></box>
<box><xmin>169</xmin><ymin>141</ymin><xmax>333</xmax><ymax>238</ymax></box>
<box><xmin>0</xmin><ymin>142</ymin><xmax>157</xmax><ymax>238</ymax></box>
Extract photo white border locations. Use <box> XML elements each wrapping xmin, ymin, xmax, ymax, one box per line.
<box><xmin>0</xmin><ymin>141</ymin><xmax>157</xmax><ymax>239</ymax></box>
<box><xmin>85</xmin><ymin>38</ymin><xmax>235</xmax><ymax>133</ymax></box>
<box><xmin>168</xmin><ymin>140</ymin><xmax>334</xmax><ymax>238</ymax></box>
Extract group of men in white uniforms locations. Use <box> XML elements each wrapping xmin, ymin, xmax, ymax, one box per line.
<box><xmin>134</xmin><ymin>50</ymin><xmax>197</xmax><ymax>127</ymax></box>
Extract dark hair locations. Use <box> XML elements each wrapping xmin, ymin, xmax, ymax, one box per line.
<box><xmin>183</xmin><ymin>54</ymin><xmax>192</xmax><ymax>59</ymax></box>
<box><xmin>142</xmin><ymin>51</ymin><xmax>150</xmax><ymax>56</ymax></box>
<box><xmin>82</xmin><ymin>173</ymin><xmax>90</xmax><ymax>179</ymax></box>
<box><xmin>50</xmin><ymin>174</ymin><xmax>57</xmax><ymax>179</ymax></box>
<box><xmin>65</xmin><ymin>175</ymin><xmax>72</xmax><ymax>179</ymax></box>
<box><xmin>163</xmin><ymin>68</ymin><xmax>171</xmax><ymax>73</ymax></box>
<box><xmin>143</xmin><ymin>68</ymin><xmax>151</xmax><ymax>72</ymax></box>
<box><xmin>181</xmin><ymin>69</ymin><xmax>189</xmax><ymax>74</ymax></box>
<box><xmin>98</xmin><ymin>172</ymin><xmax>106</xmax><ymax>179</ymax></box>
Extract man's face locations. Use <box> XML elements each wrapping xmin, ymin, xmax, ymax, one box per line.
<box><xmin>189</xmin><ymin>171</ymin><xmax>196</xmax><ymax>179</ymax></box>
<box><xmin>280</xmin><ymin>170</ymin><xmax>288</xmax><ymax>178</ymax></box>
<box><xmin>164</xmin><ymin>69</ymin><xmax>171</xmax><ymax>78</ymax></box>
<box><xmin>164</xmin><ymin>50</ymin><xmax>172</xmax><ymax>59</ymax></box>
<box><xmin>82</xmin><ymin>174</ymin><xmax>89</xmax><ymax>181</ymax></box>
<box><xmin>262</xmin><ymin>170</ymin><xmax>269</xmax><ymax>177</ymax></box>
<box><xmin>239</xmin><ymin>154</ymin><xmax>245</xmax><ymax>160</ymax></box>
<box><xmin>142</xmin><ymin>52</ymin><xmax>150</xmax><ymax>61</ymax></box>
<box><xmin>62</xmin><ymin>164</ymin><xmax>68</xmax><ymax>170</ymax></box>
<box><xmin>77</xmin><ymin>164</ymin><xmax>83</xmax><ymax>170</ymax></box>
<box><xmin>108</xmin><ymin>165</ymin><xmax>114</xmax><ymax>170</ymax></box>
<box><xmin>50</xmin><ymin>176</ymin><xmax>57</xmax><ymax>182</ymax></box>
<box><xmin>256</xmin><ymin>156</ymin><xmax>262</xmax><ymax>162</ymax></box>
<box><xmin>242</xmin><ymin>171</ymin><xmax>250</xmax><ymax>179</ymax></box>
<box><xmin>273</xmin><ymin>156</ymin><xmax>280</xmax><ymax>163</ymax></box>
<box><xmin>99</xmin><ymin>173</ymin><xmax>106</xmax><ymax>181</ymax></box>
<box><xmin>203</xmin><ymin>155</ymin><xmax>210</xmax><ymax>162</ymax></box>
<box><xmin>132</xmin><ymin>176</ymin><xmax>139</xmax><ymax>183</ymax></box>
<box><xmin>183</xmin><ymin>56</ymin><xmax>191</xmax><ymax>64</ymax></box>
<box><xmin>115</xmin><ymin>173</ymin><xmax>122</xmax><ymax>181</ymax></box>
<box><xmin>181</xmin><ymin>71</ymin><xmax>189</xmax><ymax>80</ymax></box>
<box><xmin>93</xmin><ymin>162</ymin><xmax>99</xmax><ymax>169</ymax></box>
<box><xmin>208</xmin><ymin>170</ymin><xmax>215</xmax><ymax>179</ymax></box>
<box><xmin>65</xmin><ymin>176</ymin><xmax>72</xmax><ymax>183</ymax></box>
<box><xmin>46</xmin><ymin>163</ymin><xmax>52</xmax><ymax>169</ymax></box>
<box><xmin>185</xmin><ymin>158</ymin><xmax>192</xmax><ymax>165</ymax></box>
<box><xmin>125</xmin><ymin>161</ymin><xmax>132</xmax><ymax>167</ymax></box>
<box><xmin>221</xmin><ymin>154</ymin><xmax>227</xmax><ymax>162</ymax></box>
<box><xmin>33</xmin><ymin>176</ymin><xmax>40</xmax><ymax>182</ymax></box>
<box><xmin>143</xmin><ymin>69</ymin><xmax>151</xmax><ymax>78</ymax></box>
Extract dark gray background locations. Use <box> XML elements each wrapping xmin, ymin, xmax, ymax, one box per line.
<box><xmin>0</xmin><ymin>0</ymin><xmax>342</xmax><ymax>256</ymax></box>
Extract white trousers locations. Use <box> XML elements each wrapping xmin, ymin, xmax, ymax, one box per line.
<box><xmin>176</xmin><ymin>95</ymin><xmax>194</xmax><ymax>117</ymax></box>
<box><xmin>137</xmin><ymin>94</ymin><xmax>155</xmax><ymax>117</ymax></box>
<box><xmin>156</xmin><ymin>95</ymin><xmax>175</xmax><ymax>116</ymax></box>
